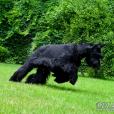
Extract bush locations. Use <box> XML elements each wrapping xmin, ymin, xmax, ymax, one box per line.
<box><xmin>2</xmin><ymin>34</ymin><xmax>32</xmax><ymax>64</ymax></box>
<box><xmin>0</xmin><ymin>0</ymin><xmax>114</xmax><ymax>79</ymax></box>
<box><xmin>0</xmin><ymin>46</ymin><xmax>9</xmax><ymax>62</ymax></box>
<box><xmin>100</xmin><ymin>32</ymin><xmax>114</xmax><ymax>78</ymax></box>
<box><xmin>87</xmin><ymin>67</ymin><xmax>106</xmax><ymax>79</ymax></box>
<box><xmin>41</xmin><ymin>0</ymin><xmax>114</xmax><ymax>43</ymax></box>
<box><xmin>40</xmin><ymin>0</ymin><xmax>114</xmax><ymax>78</ymax></box>
<box><xmin>0</xmin><ymin>0</ymin><xmax>61</xmax><ymax>62</ymax></box>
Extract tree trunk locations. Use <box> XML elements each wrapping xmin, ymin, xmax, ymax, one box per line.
<box><xmin>79</xmin><ymin>67</ymin><xmax>85</xmax><ymax>77</ymax></box>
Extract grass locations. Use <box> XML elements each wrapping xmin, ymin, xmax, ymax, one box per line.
<box><xmin>0</xmin><ymin>63</ymin><xmax>114</xmax><ymax>114</ymax></box>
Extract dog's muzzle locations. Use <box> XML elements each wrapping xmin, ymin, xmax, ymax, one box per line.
<box><xmin>95</xmin><ymin>53</ymin><xmax>104</xmax><ymax>60</ymax></box>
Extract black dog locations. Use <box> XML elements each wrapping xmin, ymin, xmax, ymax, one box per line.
<box><xmin>9</xmin><ymin>43</ymin><xmax>105</xmax><ymax>85</ymax></box>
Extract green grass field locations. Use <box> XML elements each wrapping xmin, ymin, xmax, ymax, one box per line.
<box><xmin>0</xmin><ymin>63</ymin><xmax>114</xmax><ymax>114</ymax></box>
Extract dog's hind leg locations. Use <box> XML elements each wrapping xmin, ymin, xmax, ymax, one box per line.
<box><xmin>25</xmin><ymin>67</ymin><xmax>50</xmax><ymax>84</ymax></box>
<box><xmin>25</xmin><ymin>74</ymin><xmax>35</xmax><ymax>83</ymax></box>
<box><xmin>9</xmin><ymin>64</ymin><xmax>33</xmax><ymax>82</ymax></box>
<box><xmin>34</xmin><ymin>67</ymin><xmax>50</xmax><ymax>84</ymax></box>
<box><xmin>9</xmin><ymin>55</ymin><xmax>39</xmax><ymax>82</ymax></box>
<box><xmin>9</xmin><ymin>57</ymin><xmax>52</xmax><ymax>83</ymax></box>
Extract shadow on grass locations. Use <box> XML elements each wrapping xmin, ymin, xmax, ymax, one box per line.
<box><xmin>45</xmin><ymin>83</ymin><xmax>95</xmax><ymax>95</ymax></box>
<box><xmin>23</xmin><ymin>80</ymin><xmax>106</xmax><ymax>96</ymax></box>
<box><xmin>45</xmin><ymin>83</ymin><xmax>106</xmax><ymax>97</ymax></box>
<box><xmin>45</xmin><ymin>83</ymin><xmax>77</xmax><ymax>92</ymax></box>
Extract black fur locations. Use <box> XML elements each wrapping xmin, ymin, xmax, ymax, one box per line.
<box><xmin>9</xmin><ymin>43</ymin><xmax>105</xmax><ymax>85</ymax></box>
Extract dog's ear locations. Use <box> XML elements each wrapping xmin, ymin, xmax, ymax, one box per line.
<box><xmin>94</xmin><ymin>43</ymin><xmax>106</xmax><ymax>49</ymax></box>
<box><xmin>92</xmin><ymin>43</ymin><xmax>105</xmax><ymax>59</ymax></box>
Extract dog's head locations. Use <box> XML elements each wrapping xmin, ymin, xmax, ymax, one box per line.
<box><xmin>85</xmin><ymin>43</ymin><xmax>105</xmax><ymax>69</ymax></box>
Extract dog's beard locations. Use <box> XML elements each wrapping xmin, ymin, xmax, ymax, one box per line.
<box><xmin>85</xmin><ymin>57</ymin><xmax>100</xmax><ymax>68</ymax></box>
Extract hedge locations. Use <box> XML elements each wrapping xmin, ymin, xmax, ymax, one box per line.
<box><xmin>0</xmin><ymin>0</ymin><xmax>114</xmax><ymax>78</ymax></box>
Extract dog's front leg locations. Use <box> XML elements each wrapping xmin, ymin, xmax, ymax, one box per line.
<box><xmin>69</xmin><ymin>72</ymin><xmax>78</xmax><ymax>85</ymax></box>
<box><xmin>69</xmin><ymin>65</ymin><xmax>78</xmax><ymax>85</ymax></box>
<box><xmin>61</xmin><ymin>64</ymin><xmax>78</xmax><ymax>85</ymax></box>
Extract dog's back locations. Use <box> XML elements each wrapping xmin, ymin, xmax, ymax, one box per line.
<box><xmin>35</xmin><ymin>43</ymin><xmax>75</xmax><ymax>58</ymax></box>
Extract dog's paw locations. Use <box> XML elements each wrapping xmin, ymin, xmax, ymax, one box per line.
<box><xmin>54</xmin><ymin>78</ymin><xmax>62</xmax><ymax>84</ymax></box>
<box><xmin>9</xmin><ymin>78</ymin><xmax>20</xmax><ymax>82</ymax></box>
<box><xmin>54</xmin><ymin>78</ymin><xmax>59</xmax><ymax>82</ymax></box>
<box><xmin>52</xmin><ymin>74</ymin><xmax>56</xmax><ymax>77</ymax></box>
<box><xmin>70</xmin><ymin>79</ymin><xmax>76</xmax><ymax>85</ymax></box>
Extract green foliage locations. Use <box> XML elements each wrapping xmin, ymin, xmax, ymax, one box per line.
<box><xmin>100</xmin><ymin>32</ymin><xmax>114</xmax><ymax>78</ymax></box>
<box><xmin>6</xmin><ymin>0</ymin><xmax>43</xmax><ymax>38</ymax></box>
<box><xmin>40</xmin><ymin>0</ymin><xmax>114</xmax><ymax>78</ymax></box>
<box><xmin>0</xmin><ymin>0</ymin><xmax>114</xmax><ymax>78</ymax></box>
<box><xmin>0</xmin><ymin>0</ymin><xmax>13</xmax><ymax>39</ymax></box>
<box><xmin>87</xmin><ymin>67</ymin><xmax>106</xmax><ymax>79</ymax></box>
<box><xmin>32</xmin><ymin>0</ymin><xmax>62</xmax><ymax>50</ymax></box>
<box><xmin>0</xmin><ymin>46</ymin><xmax>9</xmax><ymax>62</ymax></box>
<box><xmin>87</xmin><ymin>67</ymin><xmax>96</xmax><ymax>78</ymax></box>
<box><xmin>42</xmin><ymin>0</ymin><xmax>114</xmax><ymax>43</ymax></box>
<box><xmin>33</xmin><ymin>29</ymin><xmax>63</xmax><ymax>51</ymax></box>
<box><xmin>0</xmin><ymin>0</ymin><xmax>61</xmax><ymax>62</ymax></box>
<box><xmin>3</xmin><ymin>34</ymin><xmax>32</xmax><ymax>64</ymax></box>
